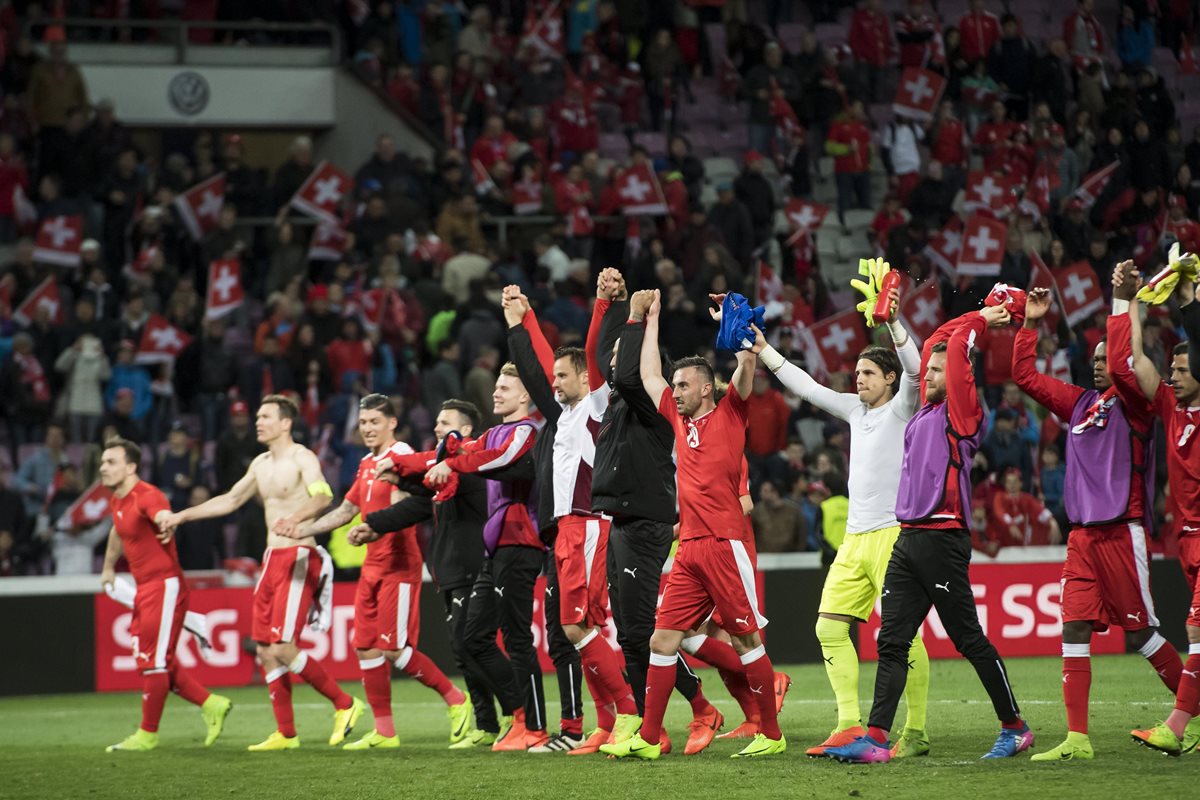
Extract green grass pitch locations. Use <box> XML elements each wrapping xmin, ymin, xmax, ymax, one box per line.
<box><xmin>1</xmin><ymin>656</ymin><xmax>1195</xmax><ymax>799</ymax></box>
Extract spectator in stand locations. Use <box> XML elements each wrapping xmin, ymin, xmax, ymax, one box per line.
<box><xmin>155</xmin><ymin>422</ymin><xmax>203</xmax><ymax>512</ymax></box>
<box><xmin>974</xmin><ymin>99</ymin><xmax>1015</xmax><ymax>173</ymax></box>
<box><xmin>929</xmin><ymin>101</ymin><xmax>968</xmax><ymax>194</ymax></box>
<box><xmin>470</xmin><ymin>114</ymin><xmax>518</xmax><ymax>172</ymax></box>
<box><xmin>735</xmin><ymin>150</ymin><xmax>777</xmax><ymax>248</ymax></box>
<box><xmin>102</xmin><ymin>388</ymin><xmax>145</xmax><ymax>443</ymax></box>
<box><xmin>12</xmin><ymin>423</ymin><xmax>68</xmax><ymax>519</ymax></box>
<box><xmin>992</xmin><ymin>467</ymin><xmax>1061</xmax><ymax>546</ymax></box>
<box><xmin>1031</xmin><ymin>39</ymin><xmax>1073</xmax><ymax>124</ymax></box>
<box><xmin>880</xmin><ymin>113</ymin><xmax>923</xmax><ymax>202</ymax></box>
<box><xmin>783</xmin><ymin>127</ymin><xmax>812</xmax><ymax>199</ymax></box>
<box><xmin>422</xmin><ymin>338</ymin><xmax>463</xmax><ymax>413</ymax></box>
<box><xmin>847</xmin><ymin>0</ymin><xmax>894</xmax><ymax>102</ymax></box>
<box><xmin>958</xmin><ymin>0</ymin><xmax>1001</xmax><ymax>64</ymax></box>
<box><xmin>746</xmin><ymin>368</ymin><xmax>791</xmax><ymax>460</ymax></box>
<box><xmin>825</xmin><ymin>100</ymin><xmax>872</xmax><ymax>228</ymax></box>
<box><xmin>1165</xmin><ymin>194</ymin><xmax>1200</xmax><ymax>253</ymax></box>
<box><xmin>458</xmin><ymin>5</ymin><xmax>498</xmax><ymax>77</ymax></box>
<box><xmin>1136</xmin><ymin>67</ymin><xmax>1176</xmax><ymax>138</ymax></box>
<box><xmin>980</xmin><ymin>408</ymin><xmax>1034</xmax><ymax>490</ymax></box>
<box><xmin>220</xmin><ymin>134</ymin><xmax>265</xmax><ymax>216</ymax></box>
<box><xmin>27</xmin><ymin>34</ymin><xmax>88</xmax><ymax>161</ymax></box>
<box><xmin>708</xmin><ymin>182</ymin><xmax>755</xmax><ymax>269</ymax></box>
<box><xmin>1062</xmin><ymin>0</ymin><xmax>1105</xmax><ymax>71</ymax></box>
<box><xmin>435</xmin><ymin>192</ymin><xmax>487</xmax><ymax>256</ymax></box>
<box><xmin>987</xmin><ymin>14</ymin><xmax>1035</xmax><ymax>121</ymax></box>
<box><xmin>55</xmin><ymin>333</ymin><xmax>110</xmax><ymax>445</ymax></box>
<box><xmin>744</xmin><ymin>42</ymin><xmax>801</xmax><ymax>156</ymax></box>
<box><xmin>240</xmin><ymin>333</ymin><xmax>296</xmax><ymax>407</ymax></box>
<box><xmin>463</xmin><ymin>344</ymin><xmax>500</xmax><ymax>428</ymax></box>
<box><xmin>202</xmin><ymin>202</ymin><xmax>251</xmax><ymax>265</ymax></box>
<box><xmin>326</xmin><ymin>317</ymin><xmax>374</xmax><ymax>392</ymax></box>
<box><xmin>667</xmin><ymin>135</ymin><xmax>704</xmax><ymax>202</ymax></box>
<box><xmin>214</xmin><ymin>400</ymin><xmax>266</xmax><ymax>558</ymax></box>
<box><xmin>98</xmin><ymin>146</ymin><xmax>143</xmax><ymax>265</ymax></box>
<box><xmin>814</xmin><ymin>472</ymin><xmax>849</xmax><ymax>562</ymax></box>
<box><xmin>0</xmin><ymin>132</ymin><xmax>28</xmax><ymax>243</ymax></box>
<box><xmin>751</xmin><ymin>479</ymin><xmax>806</xmax><ymax>553</ymax></box>
<box><xmin>355</xmin><ymin>133</ymin><xmax>415</xmax><ymax>203</ymax></box>
<box><xmin>175</xmin><ymin>485</ymin><xmax>228</xmax><ymax>571</ymax></box>
<box><xmin>869</xmin><ymin>193</ymin><xmax>906</xmax><ymax>252</ymax></box>
<box><xmin>1117</xmin><ymin>5</ymin><xmax>1155</xmax><ymax>73</ymax></box>
<box><xmin>989</xmin><ymin>380</ymin><xmax>1041</xmax><ymax>448</ymax></box>
<box><xmin>533</xmin><ymin>234</ymin><xmax>573</xmax><ymax>283</ymax></box>
<box><xmin>2</xmin><ymin>332</ymin><xmax>53</xmax><ymax>449</ymax></box>
<box><xmin>1040</xmin><ymin>443</ymin><xmax>1066</xmax><ymax>523</ymax></box>
<box><xmin>271</xmin><ymin>135</ymin><xmax>314</xmax><ymax>213</ymax></box>
<box><xmin>38</xmin><ymin>105</ymin><xmax>96</xmax><ymax>201</ymax></box>
<box><xmin>895</xmin><ymin>0</ymin><xmax>941</xmax><ymax>70</ymax></box>
<box><xmin>105</xmin><ymin>339</ymin><xmax>153</xmax><ymax>421</ymax></box>
<box><xmin>908</xmin><ymin>160</ymin><xmax>956</xmax><ymax>228</ymax></box>
<box><xmin>643</xmin><ymin>28</ymin><xmax>684</xmax><ymax>134</ymax></box>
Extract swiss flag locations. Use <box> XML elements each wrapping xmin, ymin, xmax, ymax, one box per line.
<box><xmin>521</xmin><ymin>0</ymin><xmax>564</xmax><ymax>59</ymax></box>
<box><xmin>1027</xmin><ymin>250</ymin><xmax>1063</xmax><ymax>331</ymax></box>
<box><xmin>205</xmin><ymin>258</ymin><xmax>243</xmax><ymax>321</ymax></box>
<box><xmin>472</xmin><ymin>159</ymin><xmax>497</xmax><ymax>196</ymax></box>
<box><xmin>308</xmin><ymin>225</ymin><xmax>349</xmax><ymax>261</ymax></box>
<box><xmin>1054</xmin><ymin>261</ymin><xmax>1104</xmax><ymax>327</ymax></box>
<box><xmin>511</xmin><ymin>177</ymin><xmax>543</xmax><ymax>215</ymax></box>
<box><xmin>615</xmin><ymin>163</ymin><xmax>667</xmax><ymax>215</ymax></box>
<box><xmin>289</xmin><ymin>161</ymin><xmax>352</xmax><ymax>226</ymax></box>
<box><xmin>33</xmin><ymin>215</ymin><xmax>83</xmax><ymax>267</ymax></box>
<box><xmin>173</xmin><ymin>173</ymin><xmax>226</xmax><ymax>241</ymax></box>
<box><xmin>784</xmin><ymin>198</ymin><xmax>829</xmax><ymax>232</ymax></box>
<box><xmin>135</xmin><ymin>314</ymin><xmax>192</xmax><ymax>365</ymax></box>
<box><xmin>1073</xmin><ymin>160</ymin><xmax>1119</xmax><ymax>209</ymax></box>
<box><xmin>898</xmin><ymin>277</ymin><xmax>944</xmax><ymax>346</ymax></box>
<box><xmin>357</xmin><ymin>287</ymin><xmax>386</xmax><ymax>333</ymax></box>
<box><xmin>408</xmin><ymin>232</ymin><xmax>450</xmax><ymax>264</ymax></box>
<box><xmin>957</xmin><ymin>215</ymin><xmax>1006</xmax><ymax>276</ymax></box>
<box><xmin>963</xmin><ymin>171</ymin><xmax>1011</xmax><ymax>217</ymax></box>
<box><xmin>892</xmin><ymin>67</ymin><xmax>945</xmax><ymax>121</ymax></box>
<box><xmin>924</xmin><ymin>215</ymin><xmax>963</xmax><ymax>276</ymax></box>
<box><xmin>755</xmin><ymin>260</ymin><xmax>786</xmax><ymax>320</ymax></box>
<box><xmin>801</xmin><ymin>308</ymin><xmax>870</xmax><ymax>376</ymax></box>
<box><xmin>12</xmin><ymin>277</ymin><xmax>64</xmax><ymax>326</ymax></box>
<box><xmin>57</xmin><ymin>481</ymin><xmax>113</xmax><ymax>530</ymax></box>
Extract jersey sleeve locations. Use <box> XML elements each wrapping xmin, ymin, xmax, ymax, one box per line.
<box><xmin>723</xmin><ymin>378</ymin><xmax>751</xmax><ymax>423</ymax></box>
<box><xmin>772</xmin><ymin>361</ymin><xmax>860</xmax><ymax>421</ymax></box>
<box><xmin>344</xmin><ymin>471</ymin><xmax>363</xmax><ymax>508</ymax></box>
<box><xmin>138</xmin><ymin>485</ymin><xmax>171</xmax><ymax>521</ymax></box>
<box><xmin>946</xmin><ymin>313</ymin><xmax>986</xmax><ymax>437</ymax></box>
<box><xmin>448</xmin><ymin>423</ymin><xmax>537</xmax><ymax>473</ymax></box>
<box><xmin>656</xmin><ymin>385</ymin><xmax>675</xmax><ymax>420</ymax></box>
<box><xmin>893</xmin><ymin>332</ymin><xmax>922</xmax><ymax>419</ymax></box>
<box><xmin>586</xmin><ymin>298</ymin><xmax>608</xmax><ymax>391</ymax></box>
<box><xmin>1105</xmin><ymin>313</ymin><xmax>1157</xmax><ymax>429</ymax></box>
<box><xmin>1153</xmin><ymin>380</ymin><xmax>1176</xmax><ymax>418</ymax></box>
<box><xmin>1010</xmin><ymin>326</ymin><xmax>1083</xmax><ymax>421</ymax></box>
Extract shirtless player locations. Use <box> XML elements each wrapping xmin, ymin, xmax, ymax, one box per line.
<box><xmin>160</xmin><ymin>394</ymin><xmax>365</xmax><ymax>751</ymax></box>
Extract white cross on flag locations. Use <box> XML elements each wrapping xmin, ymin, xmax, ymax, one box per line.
<box><xmin>12</xmin><ymin>277</ymin><xmax>64</xmax><ymax>327</ymax></box>
<box><xmin>135</xmin><ymin>314</ymin><xmax>193</xmax><ymax>365</ymax></box>
<box><xmin>308</xmin><ymin>224</ymin><xmax>349</xmax><ymax>262</ymax></box>
<box><xmin>357</xmin><ymin>287</ymin><xmax>386</xmax><ymax>332</ymax></box>
<box><xmin>1027</xmin><ymin>250</ymin><xmax>1063</xmax><ymax>332</ymax></box>
<box><xmin>33</xmin><ymin>215</ymin><xmax>83</xmax><ymax>267</ymax></box>
<box><xmin>957</xmin><ymin>215</ymin><xmax>1006</xmax><ymax>276</ymax></box>
<box><xmin>892</xmin><ymin>67</ymin><xmax>945</xmax><ymax>121</ymax></box>
<box><xmin>616</xmin><ymin>163</ymin><xmax>667</xmax><ymax>216</ymax></box>
<box><xmin>290</xmin><ymin>160</ymin><xmax>352</xmax><ymax>226</ymax></box>
<box><xmin>1072</xmin><ymin>160</ymin><xmax>1119</xmax><ymax>210</ymax></box>
<box><xmin>963</xmin><ymin>171</ymin><xmax>1012</xmax><ymax>217</ymax></box>
<box><xmin>521</xmin><ymin>0</ymin><xmax>565</xmax><ymax>59</ymax></box>
<box><xmin>898</xmin><ymin>276</ymin><xmax>944</xmax><ymax>347</ymax></box>
<box><xmin>173</xmin><ymin>173</ymin><xmax>226</xmax><ymax>241</ymax></box>
<box><xmin>755</xmin><ymin>260</ymin><xmax>786</xmax><ymax>320</ymax></box>
<box><xmin>924</xmin><ymin>215</ymin><xmax>963</xmax><ymax>276</ymax></box>
<box><xmin>511</xmin><ymin>178</ymin><xmax>543</xmax><ymax>215</ymax></box>
<box><xmin>57</xmin><ymin>481</ymin><xmax>113</xmax><ymax>530</ymax></box>
<box><xmin>784</xmin><ymin>198</ymin><xmax>830</xmax><ymax>233</ymax></box>
<box><xmin>1054</xmin><ymin>261</ymin><xmax>1104</xmax><ymax>327</ymax></box>
<box><xmin>801</xmin><ymin>307</ymin><xmax>870</xmax><ymax>377</ymax></box>
<box><xmin>205</xmin><ymin>258</ymin><xmax>244</xmax><ymax>321</ymax></box>
<box><xmin>472</xmin><ymin>159</ymin><xmax>497</xmax><ymax>196</ymax></box>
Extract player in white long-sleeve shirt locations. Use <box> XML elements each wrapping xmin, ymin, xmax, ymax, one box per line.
<box><xmin>752</xmin><ymin>288</ymin><xmax>933</xmax><ymax>759</ymax></box>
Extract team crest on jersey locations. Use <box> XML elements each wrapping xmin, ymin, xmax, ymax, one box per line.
<box><xmin>1072</xmin><ymin>395</ymin><xmax>1116</xmax><ymax>434</ymax></box>
<box><xmin>686</xmin><ymin>422</ymin><xmax>700</xmax><ymax>449</ymax></box>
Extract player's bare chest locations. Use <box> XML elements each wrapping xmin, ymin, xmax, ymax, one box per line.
<box><xmin>255</xmin><ymin>457</ymin><xmax>301</xmax><ymax>499</ymax></box>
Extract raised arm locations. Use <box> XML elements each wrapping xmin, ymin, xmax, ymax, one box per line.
<box><xmin>919</xmin><ymin>313</ymin><xmax>974</xmax><ymax>404</ymax></box>
<box><xmin>752</xmin><ymin>326</ymin><xmax>859</xmax><ymax>421</ymax></box>
<box><xmin>639</xmin><ymin>289</ymin><xmax>671</xmax><ymax>406</ymax></box>
<box><xmin>1109</xmin><ymin>261</ymin><xmax>1160</xmax><ymax>406</ymax></box>
<box><xmin>587</xmin><ymin>267</ymin><xmax>626</xmax><ymax>392</ymax></box>
<box><xmin>1010</xmin><ymin>287</ymin><xmax>1085</xmax><ymax>420</ymax></box>
<box><xmin>946</xmin><ymin>309</ymin><xmax>999</xmax><ymax>437</ymax></box>
<box><xmin>503</xmin><ymin>284</ymin><xmax>555</xmax><ymax>382</ymax></box>
<box><xmin>729</xmin><ymin>348</ymin><xmax>757</xmax><ymax>402</ymax></box>
<box><xmin>444</xmin><ymin>423</ymin><xmax>537</xmax><ymax>474</ymax></box>
<box><xmin>1126</xmin><ymin>296</ymin><xmax>1164</xmax><ymax>402</ymax></box>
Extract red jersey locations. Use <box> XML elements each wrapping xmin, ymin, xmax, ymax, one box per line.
<box><xmin>958</xmin><ymin>10</ymin><xmax>1000</xmax><ymax>62</ymax></box>
<box><xmin>848</xmin><ymin>8</ymin><xmax>893</xmax><ymax>67</ymax></box>
<box><xmin>827</xmin><ymin>117</ymin><xmax>871</xmax><ymax>174</ymax></box>
<box><xmin>347</xmin><ymin>441</ymin><xmax>424</xmax><ymax>581</ymax></box>
<box><xmin>992</xmin><ymin>491</ymin><xmax>1054</xmax><ymax>546</ymax></box>
<box><xmin>1166</xmin><ymin>217</ymin><xmax>1200</xmax><ymax>255</ymax></box>
<box><xmin>974</xmin><ymin>121</ymin><xmax>1016</xmax><ymax>173</ymax></box>
<box><xmin>469</xmin><ymin>132</ymin><xmax>517</xmax><ymax>170</ymax></box>
<box><xmin>931</xmin><ymin>117</ymin><xmax>969</xmax><ymax>168</ymax></box>
<box><xmin>658</xmin><ymin>386</ymin><xmax>749</xmax><ymax>541</ymax></box>
<box><xmin>111</xmin><ymin>481</ymin><xmax>180</xmax><ymax>584</ymax></box>
<box><xmin>1154</xmin><ymin>384</ymin><xmax>1200</xmax><ymax>530</ymax></box>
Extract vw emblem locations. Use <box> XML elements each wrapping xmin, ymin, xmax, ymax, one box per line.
<box><xmin>168</xmin><ymin>71</ymin><xmax>210</xmax><ymax>116</ymax></box>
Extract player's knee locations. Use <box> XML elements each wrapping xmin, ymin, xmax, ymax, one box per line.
<box><xmin>815</xmin><ymin>615</ymin><xmax>851</xmax><ymax>646</ymax></box>
<box><xmin>1124</xmin><ymin>626</ymin><xmax>1154</xmax><ymax>652</ymax></box>
<box><xmin>1187</xmin><ymin>624</ymin><xmax>1200</xmax><ymax>645</ymax></box>
<box><xmin>1061</xmin><ymin>620</ymin><xmax>1093</xmax><ymax>644</ymax></box>
<box><xmin>649</xmin><ymin>629</ymin><xmax>680</xmax><ymax>656</ymax></box>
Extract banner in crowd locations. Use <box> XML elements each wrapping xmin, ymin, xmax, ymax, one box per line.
<box><xmin>858</xmin><ymin>560</ymin><xmax>1125</xmax><ymax>660</ymax></box>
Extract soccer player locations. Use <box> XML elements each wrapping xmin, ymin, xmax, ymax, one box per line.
<box><xmin>1109</xmin><ymin>267</ymin><xmax>1200</xmax><ymax>755</ymax></box>
<box><xmin>602</xmin><ymin>289</ymin><xmax>786</xmax><ymax>760</ymax></box>
<box><xmin>160</xmin><ymin>395</ymin><xmax>364</xmax><ymax>751</ymax></box>
<box><xmin>283</xmin><ymin>393</ymin><xmax>470</xmax><ymax>749</ymax></box>
<box><xmin>752</xmin><ymin>286</ymin><xmax>933</xmax><ymax>758</ymax></box>
<box><xmin>348</xmin><ymin>398</ymin><xmax>526</xmax><ymax>750</ymax></box>
<box><xmin>99</xmin><ymin>437</ymin><xmax>231</xmax><ymax>752</ymax></box>
<box><xmin>828</xmin><ymin>307</ymin><xmax>1033</xmax><ymax>763</ymax></box>
<box><xmin>1011</xmin><ymin>280</ymin><xmax>1185</xmax><ymax>761</ymax></box>
<box><xmin>500</xmin><ymin>282</ymin><xmax>640</xmax><ymax>752</ymax></box>
<box><xmin>423</xmin><ymin>363</ymin><xmax>553</xmax><ymax>751</ymax></box>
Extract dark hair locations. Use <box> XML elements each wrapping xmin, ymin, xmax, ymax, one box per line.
<box><xmin>553</xmin><ymin>346</ymin><xmax>587</xmax><ymax>374</ymax></box>
<box><xmin>104</xmin><ymin>437</ymin><xmax>142</xmax><ymax>468</ymax></box>
<box><xmin>671</xmin><ymin>355</ymin><xmax>715</xmax><ymax>387</ymax></box>
<box><xmin>857</xmin><ymin>345</ymin><xmax>901</xmax><ymax>394</ymax></box>
<box><xmin>261</xmin><ymin>393</ymin><xmax>299</xmax><ymax>423</ymax></box>
<box><xmin>359</xmin><ymin>392</ymin><xmax>397</xmax><ymax>418</ymax></box>
<box><xmin>441</xmin><ymin>399</ymin><xmax>481</xmax><ymax>432</ymax></box>
<box><xmin>1175</xmin><ymin>342</ymin><xmax>1190</xmax><ymax>357</ymax></box>
<box><xmin>930</xmin><ymin>342</ymin><xmax>947</xmax><ymax>354</ymax></box>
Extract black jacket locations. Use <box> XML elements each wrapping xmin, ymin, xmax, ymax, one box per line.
<box><xmin>591</xmin><ymin>303</ymin><xmax>677</xmax><ymax>523</ymax></box>
<box><xmin>507</xmin><ymin>321</ymin><xmax>559</xmax><ymax>535</ymax></box>
<box><xmin>364</xmin><ymin>473</ymin><xmax>487</xmax><ymax>594</ymax></box>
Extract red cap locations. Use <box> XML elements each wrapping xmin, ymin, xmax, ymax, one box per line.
<box><xmin>230</xmin><ymin>400</ymin><xmax>250</xmax><ymax>416</ymax></box>
<box><xmin>306</xmin><ymin>284</ymin><xmax>329</xmax><ymax>303</ymax></box>
<box><xmin>745</xmin><ymin>150</ymin><xmax>765</xmax><ymax>164</ymax></box>
<box><xmin>808</xmin><ymin>480</ymin><xmax>830</xmax><ymax>497</ymax></box>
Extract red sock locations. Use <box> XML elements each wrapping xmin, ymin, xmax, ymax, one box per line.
<box><xmin>1175</xmin><ymin>653</ymin><xmax>1200</xmax><ymax>715</ymax></box>
<box><xmin>290</xmin><ymin>652</ymin><xmax>352</xmax><ymax>710</ymax></box>
<box><xmin>867</xmin><ymin>726</ymin><xmax>889</xmax><ymax>742</ymax></box>
<box><xmin>741</xmin><ymin>648</ymin><xmax>781</xmax><ymax>740</ymax></box>
<box><xmin>639</xmin><ymin>656</ymin><xmax>676</xmax><ymax>746</ymax></box>
<box><xmin>691</xmin><ymin>636</ymin><xmax>757</xmax><ymax>721</ymax></box>
<box><xmin>168</xmin><ymin>662</ymin><xmax>210</xmax><ymax>706</ymax></box>
<box><xmin>140</xmin><ymin>671</ymin><xmax>170</xmax><ymax>733</ymax></box>
<box><xmin>561</xmin><ymin>716</ymin><xmax>584</xmax><ymax>737</ymax></box>
<box><xmin>1143</xmin><ymin>634</ymin><xmax>1183</xmax><ymax>694</ymax></box>
<box><xmin>689</xmin><ymin>684</ymin><xmax>715</xmax><ymax>716</ymax></box>
<box><xmin>265</xmin><ymin>666</ymin><xmax>296</xmax><ymax>738</ymax></box>
<box><xmin>1062</xmin><ymin>655</ymin><xmax>1091</xmax><ymax>734</ymax></box>
<box><xmin>579</xmin><ymin>634</ymin><xmax>636</xmax><ymax>715</ymax></box>
<box><xmin>360</xmin><ymin>657</ymin><xmax>395</xmax><ymax>738</ymax></box>
<box><xmin>582</xmin><ymin>664</ymin><xmax>616</xmax><ymax>731</ymax></box>
<box><xmin>398</xmin><ymin>648</ymin><xmax>465</xmax><ymax>706</ymax></box>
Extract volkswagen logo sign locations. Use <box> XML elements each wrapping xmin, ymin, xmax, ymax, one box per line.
<box><xmin>168</xmin><ymin>71</ymin><xmax>210</xmax><ymax>116</ymax></box>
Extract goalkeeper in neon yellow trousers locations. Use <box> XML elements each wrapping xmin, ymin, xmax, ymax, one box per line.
<box><xmin>762</xmin><ymin>259</ymin><xmax>932</xmax><ymax>758</ymax></box>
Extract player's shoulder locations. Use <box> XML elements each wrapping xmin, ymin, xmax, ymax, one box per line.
<box><xmin>133</xmin><ymin>479</ymin><xmax>168</xmax><ymax>503</ymax></box>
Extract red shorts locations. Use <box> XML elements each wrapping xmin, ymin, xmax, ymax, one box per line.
<box><xmin>353</xmin><ymin>572</ymin><xmax>422</xmax><ymax>650</ymax></box>
<box><xmin>555</xmin><ymin>515</ymin><xmax>610</xmax><ymax>628</ymax></box>
<box><xmin>252</xmin><ymin>546</ymin><xmax>322</xmax><ymax>643</ymax></box>
<box><xmin>710</xmin><ymin>534</ymin><xmax>757</xmax><ymax>630</ymax></box>
<box><xmin>1180</xmin><ymin>533</ymin><xmax>1200</xmax><ymax>627</ymax></box>
<box><xmin>131</xmin><ymin>576</ymin><xmax>187</xmax><ymax>673</ymax></box>
<box><xmin>657</xmin><ymin>536</ymin><xmax>767</xmax><ymax>636</ymax></box>
<box><xmin>1061</xmin><ymin>522</ymin><xmax>1158</xmax><ymax>632</ymax></box>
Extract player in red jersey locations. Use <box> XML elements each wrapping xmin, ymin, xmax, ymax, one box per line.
<box><xmin>98</xmin><ymin>438</ymin><xmax>231</xmax><ymax>752</ymax></box>
<box><xmin>602</xmin><ymin>290</ymin><xmax>786</xmax><ymax>760</ymax></box>
<box><xmin>1113</xmin><ymin>267</ymin><xmax>1200</xmax><ymax>755</ymax></box>
<box><xmin>288</xmin><ymin>393</ymin><xmax>470</xmax><ymax>750</ymax></box>
<box><xmin>162</xmin><ymin>395</ymin><xmax>363</xmax><ymax>751</ymax></box>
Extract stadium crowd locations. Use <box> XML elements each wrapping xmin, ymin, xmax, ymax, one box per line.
<box><xmin>0</xmin><ymin>0</ymin><xmax>1197</xmax><ymax>578</ymax></box>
